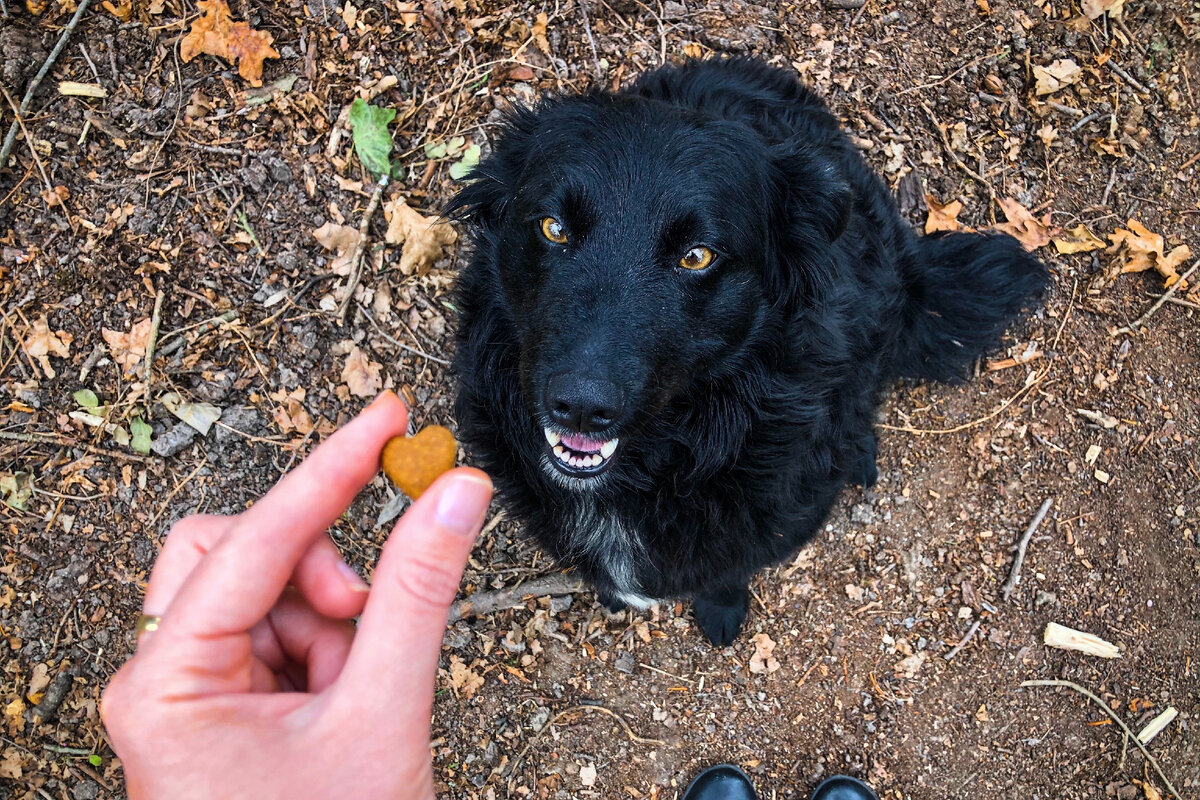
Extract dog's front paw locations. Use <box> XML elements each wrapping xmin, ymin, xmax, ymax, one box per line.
<box><xmin>853</xmin><ymin>433</ymin><xmax>878</xmax><ymax>488</ymax></box>
<box><xmin>693</xmin><ymin>588</ymin><xmax>749</xmax><ymax>646</ymax></box>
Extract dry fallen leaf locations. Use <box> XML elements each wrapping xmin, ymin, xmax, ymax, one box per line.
<box><xmin>1082</xmin><ymin>0</ymin><xmax>1126</xmax><ymax>18</ymax></box>
<box><xmin>749</xmin><ymin>632</ymin><xmax>781</xmax><ymax>674</ymax></box>
<box><xmin>991</xmin><ymin>197</ymin><xmax>1056</xmax><ymax>251</ymax></box>
<box><xmin>270</xmin><ymin>387</ymin><xmax>313</xmax><ymax>435</ymax></box>
<box><xmin>341</xmin><ymin>345</ymin><xmax>383</xmax><ymax>398</ymax></box>
<box><xmin>1032</xmin><ymin>59</ymin><xmax>1082</xmax><ymax>95</ymax></box>
<box><xmin>894</xmin><ymin>651</ymin><xmax>927</xmax><ymax>678</ymax></box>
<box><xmin>312</xmin><ymin>222</ymin><xmax>362</xmax><ymax>276</ymax></box>
<box><xmin>383</xmin><ymin>198</ymin><xmax>458</xmax><ymax>276</ymax></box>
<box><xmin>447</xmin><ymin>655</ymin><xmax>485</xmax><ymax>699</ymax></box>
<box><xmin>0</xmin><ymin>749</ymin><xmax>22</xmax><ymax>780</ymax></box>
<box><xmin>1109</xmin><ymin>219</ymin><xmax>1193</xmax><ymax>288</ymax></box>
<box><xmin>925</xmin><ymin>194</ymin><xmax>964</xmax><ymax>234</ymax></box>
<box><xmin>22</xmin><ymin>315</ymin><xmax>73</xmax><ymax>378</ymax></box>
<box><xmin>1053</xmin><ymin>224</ymin><xmax>1106</xmax><ymax>254</ymax></box>
<box><xmin>180</xmin><ymin>0</ymin><xmax>280</xmax><ymax>87</ymax></box>
<box><xmin>531</xmin><ymin>12</ymin><xmax>551</xmax><ymax>55</ymax></box>
<box><xmin>102</xmin><ymin>318</ymin><xmax>152</xmax><ymax>377</ymax></box>
<box><xmin>382</xmin><ymin>426</ymin><xmax>457</xmax><ymax>499</ymax></box>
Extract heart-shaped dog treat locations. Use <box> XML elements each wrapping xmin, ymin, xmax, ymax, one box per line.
<box><xmin>382</xmin><ymin>425</ymin><xmax>457</xmax><ymax>499</ymax></box>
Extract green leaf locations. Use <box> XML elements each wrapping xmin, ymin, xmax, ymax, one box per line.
<box><xmin>348</xmin><ymin>98</ymin><xmax>397</xmax><ymax>178</ymax></box>
<box><xmin>130</xmin><ymin>417</ymin><xmax>152</xmax><ymax>454</ymax></box>
<box><xmin>88</xmin><ymin>755</ymin><xmax>102</xmax><ymax>767</ymax></box>
<box><xmin>423</xmin><ymin>141</ymin><xmax>447</xmax><ymax>160</ymax></box>
<box><xmin>448</xmin><ymin>145</ymin><xmax>481</xmax><ymax>180</ymax></box>
<box><xmin>73</xmin><ymin>389</ymin><xmax>99</xmax><ymax>409</ymax></box>
<box><xmin>447</xmin><ymin>135</ymin><xmax>466</xmax><ymax>153</ymax></box>
<box><xmin>0</xmin><ymin>472</ymin><xmax>32</xmax><ymax>510</ymax></box>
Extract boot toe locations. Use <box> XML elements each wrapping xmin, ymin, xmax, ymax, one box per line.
<box><xmin>681</xmin><ymin>764</ymin><xmax>758</xmax><ymax>800</ymax></box>
<box><xmin>809</xmin><ymin>775</ymin><xmax>878</xmax><ymax>800</ymax></box>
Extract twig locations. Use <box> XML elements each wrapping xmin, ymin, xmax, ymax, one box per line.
<box><xmin>0</xmin><ymin>0</ymin><xmax>93</xmax><ymax>168</ymax></box>
<box><xmin>1046</xmin><ymin>100</ymin><xmax>1085</xmax><ymax>118</ymax></box>
<box><xmin>505</xmin><ymin>703</ymin><xmax>663</xmax><ymax>779</ymax></box>
<box><xmin>898</xmin><ymin>49</ymin><xmax>1009</xmax><ymax>96</ymax></box>
<box><xmin>24</xmin><ymin>667</ymin><xmax>77</xmax><ymax>725</ymax></box>
<box><xmin>448</xmin><ymin>573</ymin><xmax>586</xmax><ymax>623</ymax></box>
<box><xmin>1070</xmin><ymin>111</ymin><xmax>1101</xmax><ymax>132</ymax></box>
<box><xmin>578</xmin><ymin>0</ymin><xmax>603</xmax><ymax>79</ymax></box>
<box><xmin>1157</xmin><ymin>295</ymin><xmax>1199</xmax><ymax>311</ymax></box>
<box><xmin>1020</xmin><ymin>680</ymin><xmax>1180</xmax><ymax>799</ymax></box>
<box><xmin>147</xmin><ymin>456</ymin><xmax>208</xmax><ymax>531</ymax></box>
<box><xmin>943</xmin><ymin>619</ymin><xmax>984</xmax><ymax>661</ymax></box>
<box><xmin>337</xmin><ymin>176</ymin><xmax>388</xmax><ymax>325</ymax></box>
<box><xmin>156</xmin><ymin>310</ymin><xmax>239</xmax><ymax>358</ymax></box>
<box><xmin>919</xmin><ymin>101</ymin><xmax>998</xmax><ymax>213</ymax></box>
<box><xmin>1111</xmin><ymin>259</ymin><xmax>1200</xmax><ymax>336</ymax></box>
<box><xmin>1100</xmin><ymin>164</ymin><xmax>1119</xmax><ymax>207</ymax></box>
<box><xmin>1105</xmin><ymin>60</ymin><xmax>1150</xmax><ymax>96</ymax></box>
<box><xmin>356</xmin><ymin>301</ymin><xmax>450</xmax><ymax>366</ymax></box>
<box><xmin>0</xmin><ymin>430</ymin><xmax>154</xmax><ymax>463</ymax></box>
<box><xmin>1000</xmin><ymin>498</ymin><xmax>1053</xmax><ymax>601</ymax></box>
<box><xmin>143</xmin><ymin>287</ymin><xmax>166</xmax><ymax>417</ymax></box>
<box><xmin>0</xmin><ymin>85</ymin><xmax>59</xmax><ymax>210</ymax></box>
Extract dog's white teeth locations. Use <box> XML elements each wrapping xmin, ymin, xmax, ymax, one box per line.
<box><xmin>553</xmin><ymin>445</ymin><xmax>566</xmax><ymax>459</ymax></box>
<box><xmin>599</xmin><ymin>439</ymin><xmax>618</xmax><ymax>458</ymax></box>
<box><xmin>544</xmin><ymin>428</ymin><xmax>561</xmax><ymax>447</ymax></box>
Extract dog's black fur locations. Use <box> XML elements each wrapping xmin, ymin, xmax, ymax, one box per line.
<box><xmin>449</xmin><ymin>59</ymin><xmax>1047</xmax><ymax>645</ymax></box>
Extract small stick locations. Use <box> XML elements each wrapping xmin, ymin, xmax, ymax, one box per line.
<box><xmin>356</xmin><ymin>301</ymin><xmax>450</xmax><ymax>366</ymax></box>
<box><xmin>0</xmin><ymin>429</ymin><xmax>154</xmax><ymax>463</ymax></box>
<box><xmin>1046</xmin><ymin>100</ymin><xmax>1085</xmax><ymax>118</ymax></box>
<box><xmin>1070</xmin><ymin>111</ymin><xmax>1101</xmax><ymax>132</ymax></box>
<box><xmin>919</xmin><ymin>101</ymin><xmax>998</xmax><ymax>212</ymax></box>
<box><xmin>1100</xmin><ymin>164</ymin><xmax>1119</xmax><ymax>207</ymax></box>
<box><xmin>943</xmin><ymin>619</ymin><xmax>983</xmax><ymax>661</ymax></box>
<box><xmin>448</xmin><ymin>573</ymin><xmax>586</xmax><ymax>623</ymax></box>
<box><xmin>505</xmin><ymin>703</ymin><xmax>663</xmax><ymax>780</ymax></box>
<box><xmin>1105</xmin><ymin>60</ymin><xmax>1151</xmax><ymax>95</ymax></box>
<box><xmin>337</xmin><ymin>176</ymin><xmax>388</xmax><ymax>325</ymax></box>
<box><xmin>1021</xmin><ymin>680</ymin><xmax>1180</xmax><ymax>799</ymax></box>
<box><xmin>578</xmin><ymin>0</ymin><xmax>603</xmax><ymax>79</ymax></box>
<box><xmin>0</xmin><ymin>0</ymin><xmax>93</xmax><ymax>167</ymax></box>
<box><xmin>1112</xmin><ymin>259</ymin><xmax>1200</xmax><ymax>336</ymax></box>
<box><xmin>156</xmin><ymin>310</ymin><xmax>239</xmax><ymax>358</ymax></box>
<box><xmin>0</xmin><ymin>85</ymin><xmax>59</xmax><ymax>210</ymax></box>
<box><xmin>143</xmin><ymin>287</ymin><xmax>165</xmax><ymax>416</ymax></box>
<box><xmin>1000</xmin><ymin>498</ymin><xmax>1053</xmax><ymax>601</ymax></box>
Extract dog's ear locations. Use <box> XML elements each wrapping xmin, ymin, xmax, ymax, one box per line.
<box><xmin>445</xmin><ymin>105</ymin><xmax>540</xmax><ymax>235</ymax></box>
<box><xmin>770</xmin><ymin>140</ymin><xmax>853</xmax><ymax>243</ymax></box>
<box><xmin>764</xmin><ymin>141</ymin><xmax>852</xmax><ymax>301</ymax></box>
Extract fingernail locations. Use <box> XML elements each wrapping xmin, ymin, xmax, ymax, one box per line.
<box><xmin>434</xmin><ymin>473</ymin><xmax>493</xmax><ymax>538</ymax></box>
<box><xmin>336</xmin><ymin>560</ymin><xmax>370</xmax><ymax>592</ymax></box>
<box><xmin>367</xmin><ymin>389</ymin><xmax>399</xmax><ymax>411</ymax></box>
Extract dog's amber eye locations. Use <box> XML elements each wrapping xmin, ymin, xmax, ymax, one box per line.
<box><xmin>679</xmin><ymin>246</ymin><xmax>714</xmax><ymax>271</ymax></box>
<box><xmin>540</xmin><ymin>217</ymin><xmax>568</xmax><ymax>244</ymax></box>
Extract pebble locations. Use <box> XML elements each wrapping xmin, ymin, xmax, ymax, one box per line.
<box><xmin>850</xmin><ymin>503</ymin><xmax>877</xmax><ymax>525</ymax></box>
<box><xmin>150</xmin><ymin>421</ymin><xmax>197</xmax><ymax>457</ymax></box>
<box><xmin>214</xmin><ymin>406</ymin><xmax>262</xmax><ymax>445</ymax></box>
<box><xmin>614</xmin><ymin>650</ymin><xmax>636</xmax><ymax>674</ymax></box>
<box><xmin>71</xmin><ymin>781</ymin><xmax>100</xmax><ymax>800</ymax></box>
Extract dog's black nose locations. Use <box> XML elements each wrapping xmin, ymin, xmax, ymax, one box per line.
<box><xmin>545</xmin><ymin>374</ymin><xmax>623</xmax><ymax>433</ymax></box>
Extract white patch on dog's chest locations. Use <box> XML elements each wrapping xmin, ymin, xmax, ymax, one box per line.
<box><xmin>564</xmin><ymin>506</ymin><xmax>654</xmax><ymax>609</ymax></box>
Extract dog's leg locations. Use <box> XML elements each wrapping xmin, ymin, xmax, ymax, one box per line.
<box><xmin>596</xmin><ymin>591</ymin><xmax>628</xmax><ymax>613</ymax></box>
<box><xmin>852</xmin><ymin>432</ymin><xmax>879</xmax><ymax>488</ymax></box>
<box><xmin>693</xmin><ymin>585</ymin><xmax>749</xmax><ymax>646</ymax></box>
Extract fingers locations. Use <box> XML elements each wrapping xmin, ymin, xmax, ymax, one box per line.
<box><xmin>266</xmin><ymin>591</ymin><xmax>356</xmax><ymax>693</ymax></box>
<box><xmin>159</xmin><ymin>391</ymin><xmax>407</xmax><ymax>642</ymax></box>
<box><xmin>144</xmin><ymin>519</ymin><xmax>368</xmax><ymax>622</ymax></box>
<box><xmin>335</xmin><ymin>468</ymin><xmax>491</xmax><ymax>717</ymax></box>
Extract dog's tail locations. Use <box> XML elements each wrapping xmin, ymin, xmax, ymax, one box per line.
<box><xmin>891</xmin><ymin>232</ymin><xmax>1049</xmax><ymax>382</ymax></box>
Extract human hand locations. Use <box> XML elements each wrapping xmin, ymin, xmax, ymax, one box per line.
<box><xmin>101</xmin><ymin>391</ymin><xmax>493</xmax><ymax>799</ymax></box>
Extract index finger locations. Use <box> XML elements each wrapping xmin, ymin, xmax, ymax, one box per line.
<box><xmin>160</xmin><ymin>391</ymin><xmax>408</xmax><ymax>639</ymax></box>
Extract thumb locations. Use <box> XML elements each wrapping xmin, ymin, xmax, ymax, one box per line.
<box><xmin>334</xmin><ymin>468</ymin><xmax>492</xmax><ymax>720</ymax></box>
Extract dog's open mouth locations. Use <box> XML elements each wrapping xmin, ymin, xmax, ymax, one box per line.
<box><xmin>543</xmin><ymin>427</ymin><xmax>619</xmax><ymax>477</ymax></box>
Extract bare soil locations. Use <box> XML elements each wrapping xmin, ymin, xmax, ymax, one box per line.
<box><xmin>1</xmin><ymin>0</ymin><xmax>1197</xmax><ymax>798</ymax></box>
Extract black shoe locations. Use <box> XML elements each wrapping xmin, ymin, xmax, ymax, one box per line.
<box><xmin>809</xmin><ymin>775</ymin><xmax>878</xmax><ymax>800</ymax></box>
<box><xmin>682</xmin><ymin>764</ymin><xmax>758</xmax><ymax>800</ymax></box>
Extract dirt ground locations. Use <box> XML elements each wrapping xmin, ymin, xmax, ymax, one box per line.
<box><xmin>1</xmin><ymin>0</ymin><xmax>1197</xmax><ymax>798</ymax></box>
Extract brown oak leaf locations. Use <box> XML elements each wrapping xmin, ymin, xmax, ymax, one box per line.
<box><xmin>102</xmin><ymin>318</ymin><xmax>152</xmax><ymax>377</ymax></box>
<box><xmin>312</xmin><ymin>222</ymin><xmax>362</xmax><ymax>275</ymax></box>
<box><xmin>990</xmin><ymin>197</ymin><xmax>1056</xmax><ymax>251</ymax></box>
<box><xmin>1109</xmin><ymin>219</ymin><xmax>1193</xmax><ymax>288</ymax></box>
<box><xmin>180</xmin><ymin>0</ymin><xmax>280</xmax><ymax>87</ymax></box>
<box><xmin>383</xmin><ymin>198</ymin><xmax>458</xmax><ymax>276</ymax></box>
<box><xmin>1052</xmin><ymin>224</ymin><xmax>1106</xmax><ymax>255</ymax></box>
<box><xmin>22</xmin><ymin>315</ymin><xmax>73</xmax><ymax>378</ymax></box>
<box><xmin>341</xmin><ymin>345</ymin><xmax>382</xmax><ymax>398</ymax></box>
<box><xmin>924</xmin><ymin>194</ymin><xmax>964</xmax><ymax>234</ymax></box>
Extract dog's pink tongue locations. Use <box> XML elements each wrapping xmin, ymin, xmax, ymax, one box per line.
<box><xmin>560</xmin><ymin>433</ymin><xmax>603</xmax><ymax>452</ymax></box>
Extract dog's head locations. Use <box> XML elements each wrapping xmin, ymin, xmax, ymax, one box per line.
<box><xmin>451</xmin><ymin>94</ymin><xmax>849</xmax><ymax>485</ymax></box>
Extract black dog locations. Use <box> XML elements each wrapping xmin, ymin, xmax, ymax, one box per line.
<box><xmin>449</xmin><ymin>59</ymin><xmax>1046</xmax><ymax>645</ymax></box>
